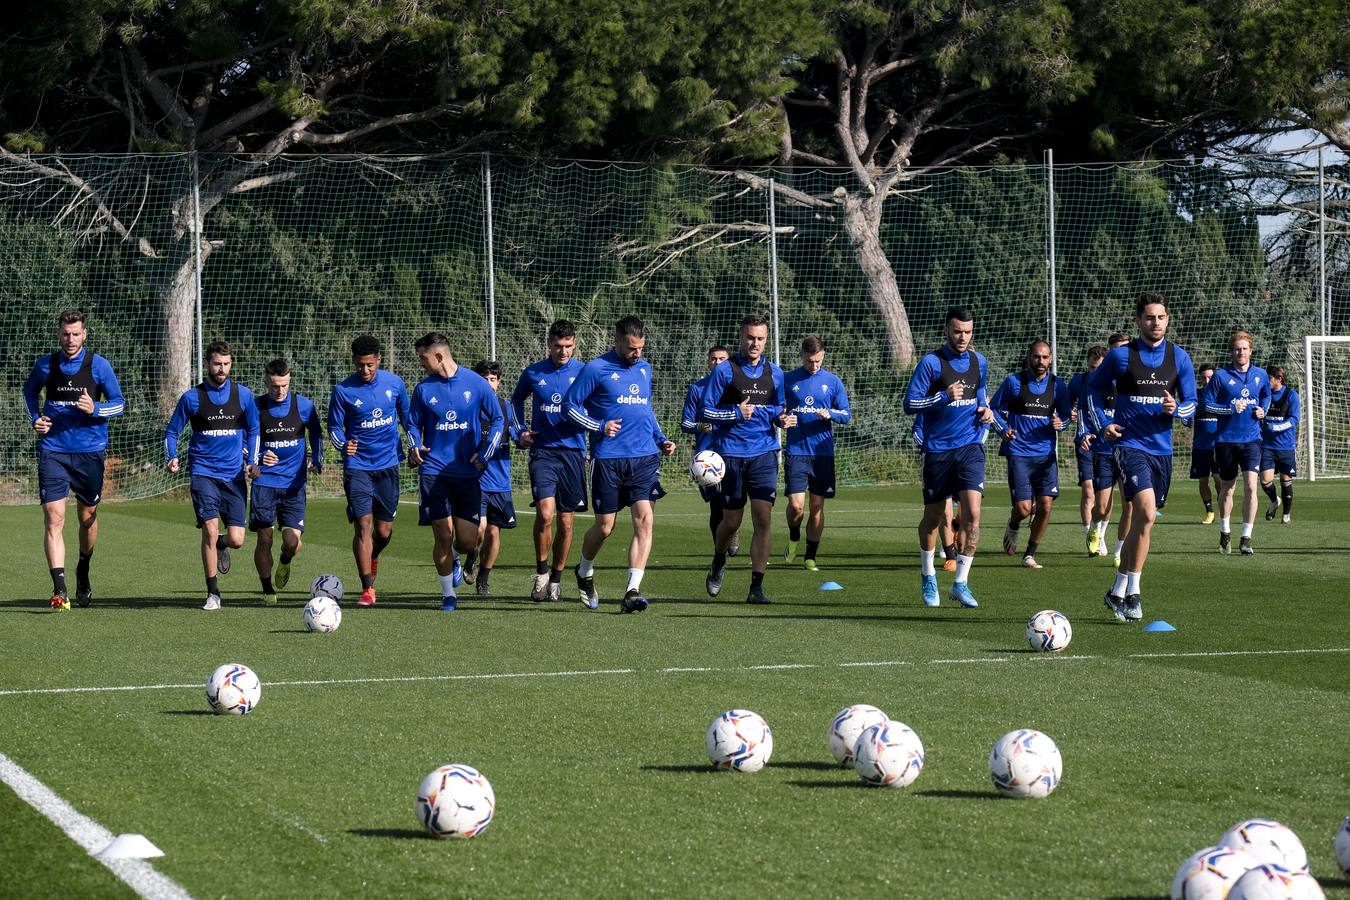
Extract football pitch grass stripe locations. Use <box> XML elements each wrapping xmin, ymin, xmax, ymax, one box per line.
<box><xmin>2</xmin><ymin>648</ymin><xmax>1348</xmax><ymax>700</ymax></box>
<box><xmin>0</xmin><ymin>751</ymin><xmax>193</xmax><ymax>900</ymax></box>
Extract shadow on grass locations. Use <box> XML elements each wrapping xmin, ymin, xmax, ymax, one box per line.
<box><xmin>769</xmin><ymin>761</ymin><xmax>844</xmax><ymax>771</ymax></box>
<box><xmin>664</xmin><ymin>612</ymin><xmax>1030</xmax><ymax>624</ymax></box>
<box><xmin>640</xmin><ymin>764</ymin><xmax>717</xmax><ymax>774</ymax></box>
<box><xmin>347</xmin><ymin>828</ymin><xmax>430</xmax><ymax>841</ymax></box>
<box><xmin>161</xmin><ymin>710</ymin><xmax>214</xmax><ymax>716</ymax></box>
<box><xmin>1103</xmin><ymin>895</ymin><xmax>1164</xmax><ymax>900</ymax></box>
<box><xmin>788</xmin><ymin>779</ymin><xmax>873</xmax><ymax>790</ymax></box>
<box><xmin>912</xmin><ymin>789</ymin><xmax>1004</xmax><ymax>801</ymax></box>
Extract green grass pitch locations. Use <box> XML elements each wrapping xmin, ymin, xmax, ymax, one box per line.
<box><xmin>1</xmin><ymin>484</ymin><xmax>1348</xmax><ymax>898</ymax></box>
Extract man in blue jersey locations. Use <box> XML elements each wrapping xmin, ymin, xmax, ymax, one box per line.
<box><xmin>1086</xmin><ymin>293</ymin><xmax>1197</xmax><ymax>622</ymax></box>
<box><xmin>1206</xmin><ymin>331</ymin><xmax>1271</xmax><ymax>556</ymax></box>
<box><xmin>1260</xmin><ymin>365</ymin><xmax>1299</xmax><ymax>524</ymax></box>
<box><xmin>701</xmin><ymin>313</ymin><xmax>790</xmax><ymax>606</ymax></box>
<box><xmin>24</xmin><ymin>309</ymin><xmax>126</xmax><ymax>610</ymax></box>
<box><xmin>511</xmin><ymin>320</ymin><xmax>587</xmax><ymax>602</ymax></box>
<box><xmin>1187</xmin><ymin>363</ymin><xmax>1221</xmax><ymax>525</ymax></box>
<box><xmin>782</xmin><ymin>335</ymin><xmax>852</xmax><ymax>571</ymax></box>
<box><xmin>165</xmin><ymin>339</ymin><xmax>261</xmax><ymax>610</ymax></box>
<box><xmin>463</xmin><ymin>360</ymin><xmax>517</xmax><ymax>597</ymax></box>
<box><xmin>407</xmin><ymin>333</ymin><xmax>504</xmax><ymax>611</ymax></box>
<box><xmin>680</xmin><ymin>344</ymin><xmax>733</xmax><ymax>552</ymax></box>
<box><xmin>564</xmin><ymin>315</ymin><xmax>676</xmax><ymax>612</ymax></box>
<box><xmin>1068</xmin><ymin>346</ymin><xmax>1107</xmax><ymax>552</ymax></box>
<box><xmin>903</xmin><ymin>307</ymin><xmax>996</xmax><ymax>608</ymax></box>
<box><xmin>1080</xmin><ymin>332</ymin><xmax>1131</xmax><ymax>565</ymax></box>
<box><xmin>329</xmin><ymin>334</ymin><xmax>412</xmax><ymax>608</ymax></box>
<box><xmin>992</xmin><ymin>340</ymin><xmax>1073</xmax><ymax>570</ymax></box>
<box><xmin>250</xmin><ymin>359</ymin><xmax>323</xmax><ymax>605</ymax></box>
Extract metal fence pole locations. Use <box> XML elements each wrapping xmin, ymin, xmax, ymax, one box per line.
<box><xmin>768</xmin><ymin>178</ymin><xmax>781</xmax><ymax>368</ymax></box>
<box><xmin>1317</xmin><ymin>147</ymin><xmax>1327</xmax><ymax>474</ymax></box>
<box><xmin>190</xmin><ymin>152</ymin><xmax>204</xmax><ymax>383</ymax></box>
<box><xmin>1045</xmin><ymin>149</ymin><xmax>1058</xmax><ymax>375</ymax></box>
<box><xmin>483</xmin><ymin>153</ymin><xmax>498</xmax><ymax>361</ymax></box>
<box><xmin>1304</xmin><ymin>335</ymin><xmax>1316</xmax><ymax>483</ymax></box>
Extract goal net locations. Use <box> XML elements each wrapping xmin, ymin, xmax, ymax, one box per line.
<box><xmin>1298</xmin><ymin>336</ymin><xmax>1350</xmax><ymax>479</ymax></box>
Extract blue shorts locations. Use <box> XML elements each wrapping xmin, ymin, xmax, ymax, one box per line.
<box><xmin>1091</xmin><ymin>452</ymin><xmax>1118</xmax><ymax>491</ymax></box>
<box><xmin>529</xmin><ymin>447</ymin><xmax>587</xmax><ymax>512</ymax></box>
<box><xmin>921</xmin><ymin>444</ymin><xmax>985</xmax><ymax>506</ymax></box>
<box><xmin>1114</xmin><ymin>447</ymin><xmax>1172</xmax><ymax>505</ymax></box>
<box><xmin>418</xmin><ymin>472</ymin><xmax>481</xmax><ymax>525</ymax></box>
<box><xmin>720</xmin><ymin>451</ymin><xmax>779</xmax><ymax>509</ymax></box>
<box><xmin>344</xmin><ymin>467</ymin><xmax>400</xmax><ymax>522</ymax></box>
<box><xmin>785</xmin><ymin>454</ymin><xmax>836</xmax><ymax>497</ymax></box>
<box><xmin>249</xmin><ymin>483</ymin><xmax>307</xmax><ymax>531</ymax></box>
<box><xmin>1261</xmin><ymin>447</ymin><xmax>1297</xmax><ymax>478</ymax></box>
<box><xmin>1075</xmin><ymin>449</ymin><xmax>1093</xmax><ymax>486</ymax></box>
<box><xmin>1215</xmin><ymin>441</ymin><xmax>1262</xmax><ymax>480</ymax></box>
<box><xmin>37</xmin><ymin>449</ymin><xmax>105</xmax><ymax>506</ymax></box>
<box><xmin>1189</xmin><ymin>447</ymin><xmax>1216</xmax><ymax>480</ymax></box>
<box><xmin>591</xmin><ymin>454</ymin><xmax>666</xmax><ymax>515</ymax></box>
<box><xmin>481</xmin><ymin>490</ymin><xmax>518</xmax><ymax>528</ymax></box>
<box><xmin>1006</xmin><ymin>454</ymin><xmax>1059</xmax><ymax>503</ymax></box>
<box><xmin>190</xmin><ymin>472</ymin><xmax>248</xmax><ymax>529</ymax></box>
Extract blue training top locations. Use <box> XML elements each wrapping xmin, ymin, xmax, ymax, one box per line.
<box><xmin>408</xmin><ymin>367</ymin><xmax>505</xmax><ymax>479</ymax></box>
<box><xmin>1086</xmin><ymin>338</ymin><xmax>1197</xmax><ymax>456</ymax></box>
<box><xmin>253</xmin><ymin>392</ymin><xmax>324</xmax><ymax>490</ymax></box>
<box><xmin>700</xmin><ymin>354</ymin><xmax>786</xmax><ymax>458</ymax></box>
<box><xmin>1261</xmin><ymin>386</ymin><xmax>1300</xmax><ymax>452</ymax></box>
<box><xmin>511</xmin><ymin>357</ymin><xmax>587</xmax><ymax>451</ymax></box>
<box><xmin>680</xmin><ymin>374</ymin><xmax>717</xmax><ymax>455</ymax></box>
<box><xmin>328</xmin><ymin>369</ymin><xmax>411</xmax><ymax>472</ymax></box>
<box><xmin>1205</xmin><ymin>364</ymin><xmax>1272</xmax><ymax>445</ymax></box>
<box><xmin>991</xmin><ymin>371</ymin><xmax>1073</xmax><ymax>457</ymax></box>
<box><xmin>479</xmin><ymin>393</ymin><xmax>513</xmax><ymax>493</ymax></box>
<box><xmin>903</xmin><ymin>346</ymin><xmax>989</xmax><ymax>454</ymax></box>
<box><xmin>164</xmin><ymin>378</ymin><xmax>260</xmax><ymax>480</ymax></box>
<box><xmin>783</xmin><ymin>367</ymin><xmax>851</xmax><ymax>457</ymax></box>
<box><xmin>564</xmin><ymin>350</ymin><xmax>669</xmax><ymax>460</ymax></box>
<box><xmin>23</xmin><ymin>349</ymin><xmax>126</xmax><ymax>453</ymax></box>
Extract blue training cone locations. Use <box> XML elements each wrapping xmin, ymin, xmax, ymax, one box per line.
<box><xmin>1141</xmin><ymin>620</ymin><xmax>1175</xmax><ymax>632</ymax></box>
<box><xmin>819</xmin><ymin>581</ymin><xmax>843</xmax><ymax>591</ymax></box>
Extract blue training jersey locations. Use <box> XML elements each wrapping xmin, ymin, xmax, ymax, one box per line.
<box><xmin>1086</xmin><ymin>338</ymin><xmax>1197</xmax><ymax>456</ymax></box>
<box><xmin>254</xmin><ymin>393</ymin><xmax>324</xmax><ymax>490</ymax></box>
<box><xmin>783</xmin><ymin>367</ymin><xmax>851</xmax><ymax>457</ymax></box>
<box><xmin>700</xmin><ymin>354</ymin><xmax>786</xmax><ymax>458</ymax></box>
<box><xmin>991</xmin><ymin>371</ymin><xmax>1072</xmax><ymax>457</ymax></box>
<box><xmin>564</xmin><ymin>350</ymin><xmax>669</xmax><ymax>460</ymax></box>
<box><xmin>480</xmin><ymin>393</ymin><xmax>513</xmax><ymax>492</ymax></box>
<box><xmin>511</xmin><ymin>357</ymin><xmax>587</xmax><ymax>451</ymax></box>
<box><xmin>903</xmin><ymin>346</ymin><xmax>989</xmax><ymax>454</ymax></box>
<box><xmin>328</xmin><ymin>370</ymin><xmax>411</xmax><ymax>472</ymax></box>
<box><xmin>23</xmin><ymin>349</ymin><xmax>126</xmax><ymax>453</ymax></box>
<box><xmin>1205</xmin><ymin>364</ymin><xmax>1272</xmax><ymax>445</ymax></box>
<box><xmin>680</xmin><ymin>374</ymin><xmax>717</xmax><ymax>455</ymax></box>
<box><xmin>164</xmin><ymin>379</ymin><xmax>260</xmax><ymax>480</ymax></box>
<box><xmin>408</xmin><ymin>367</ymin><xmax>505</xmax><ymax>479</ymax></box>
<box><xmin>1261</xmin><ymin>386</ymin><xmax>1300</xmax><ymax>452</ymax></box>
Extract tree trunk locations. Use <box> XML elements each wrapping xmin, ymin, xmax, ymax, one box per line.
<box><xmin>158</xmin><ymin>249</ymin><xmax>198</xmax><ymax>417</ymax></box>
<box><xmin>841</xmin><ymin>194</ymin><xmax>915</xmax><ymax>368</ymax></box>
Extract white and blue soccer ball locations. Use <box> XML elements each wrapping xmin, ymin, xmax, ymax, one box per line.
<box><xmin>1026</xmin><ymin>610</ymin><xmax>1072</xmax><ymax>653</ymax></box>
<box><xmin>1227</xmin><ymin>864</ymin><xmax>1325</xmax><ymax>900</ymax></box>
<box><xmin>1336</xmin><ymin>816</ymin><xmax>1350</xmax><ymax>875</ymax></box>
<box><xmin>1170</xmin><ymin>845</ymin><xmax>1258</xmax><ymax>900</ymax></box>
<box><xmin>689</xmin><ymin>450</ymin><xmax>725</xmax><ymax>488</ymax></box>
<box><xmin>706</xmin><ymin>709</ymin><xmax>773</xmax><ymax>773</ymax></box>
<box><xmin>852</xmin><ymin>720</ymin><xmax>925</xmax><ymax>788</ymax></box>
<box><xmin>310</xmin><ymin>574</ymin><xmax>344</xmax><ymax>602</ymax></box>
<box><xmin>988</xmin><ymin>728</ymin><xmax>1062</xmax><ymax>798</ymax></box>
<box><xmin>1219</xmin><ymin>819</ymin><xmax>1309</xmax><ymax>872</ymax></box>
<box><xmin>416</xmin><ymin>764</ymin><xmax>495</xmax><ymax>839</ymax></box>
<box><xmin>206</xmin><ymin>663</ymin><xmax>261</xmax><ymax>715</ymax></box>
<box><xmin>827</xmin><ymin>704</ymin><xmax>889</xmax><ymax>765</ymax></box>
<box><xmin>302</xmin><ymin>596</ymin><xmax>342</xmax><ymax>633</ymax></box>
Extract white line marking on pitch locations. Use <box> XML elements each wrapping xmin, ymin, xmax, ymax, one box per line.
<box><xmin>0</xmin><ymin>751</ymin><xmax>193</xmax><ymax>900</ymax></box>
<box><xmin>1125</xmin><ymin>647</ymin><xmax>1350</xmax><ymax>660</ymax></box>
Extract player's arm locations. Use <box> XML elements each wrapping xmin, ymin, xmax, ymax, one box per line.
<box><xmin>680</xmin><ymin>383</ymin><xmax>703</xmax><ymax>435</ymax></box>
<box><xmin>990</xmin><ymin>376</ymin><xmax>1014</xmax><ymax>429</ymax></box>
<box><xmin>477</xmin><ymin>387</ymin><xmax>506</xmax><ymax>460</ymax></box>
<box><xmin>830</xmin><ymin>376</ymin><xmax>852</xmax><ymax>424</ymax></box>
<box><xmin>1085</xmin><ymin>351</ymin><xmax>1123</xmax><ymax>436</ymax></box>
<box><xmin>768</xmin><ymin>366</ymin><xmax>790</xmax><ymax>428</ymax></box>
<box><xmin>164</xmin><ymin>391</ymin><xmax>193</xmax><ymax>465</ymax></box>
<box><xmin>1171</xmin><ymin>353</ymin><xmax>1197</xmax><ymax>419</ymax></box>
<box><xmin>22</xmin><ymin>358</ymin><xmax>47</xmax><ymax>426</ymax></box>
<box><xmin>563</xmin><ymin>364</ymin><xmax>604</xmax><ymax>433</ymax></box>
<box><xmin>1270</xmin><ymin>391</ymin><xmax>1300</xmax><ymax>433</ymax></box>
<box><xmin>241</xmin><ymin>390</ymin><xmax>261</xmax><ymax>466</ymax></box>
<box><xmin>978</xmin><ymin>383</ymin><xmax>1005</xmax><ymax>430</ymax></box>
<box><xmin>1053</xmin><ymin>378</ymin><xmax>1073</xmax><ymax>430</ymax></box>
<box><xmin>509</xmin><ymin>371</ymin><xmax>531</xmax><ymax>439</ymax></box>
<box><xmin>303</xmin><ymin>398</ymin><xmax>324</xmax><ymax>471</ymax></box>
<box><xmin>1202</xmin><ymin>373</ymin><xmax>1230</xmax><ymax>417</ymax></box>
<box><xmin>903</xmin><ymin>356</ymin><xmax>945</xmax><ymax>414</ymax></box>
<box><xmin>1255</xmin><ymin>376</ymin><xmax>1272</xmax><ymax>418</ymax></box>
<box><xmin>327</xmin><ymin>385</ymin><xmax>349</xmax><ymax>454</ymax></box>
<box><xmin>394</xmin><ymin>380</ymin><xmax>412</xmax><ymax>460</ymax></box>
<box><xmin>699</xmin><ymin>363</ymin><xmax>739</xmax><ymax>423</ymax></box>
<box><xmin>87</xmin><ymin>358</ymin><xmax>126</xmax><ymax>419</ymax></box>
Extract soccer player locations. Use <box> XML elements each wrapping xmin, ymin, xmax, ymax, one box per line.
<box><xmin>1068</xmin><ymin>346</ymin><xmax>1107</xmax><ymax>550</ymax></box>
<box><xmin>783</xmin><ymin>335</ymin><xmax>852</xmax><ymax>571</ymax></box>
<box><xmin>564</xmin><ymin>315</ymin><xmax>677</xmax><ymax>612</ymax></box>
<box><xmin>328</xmin><ymin>334</ymin><xmax>412</xmax><ymax>607</ymax></box>
<box><xmin>992</xmin><ymin>340</ymin><xmax>1073</xmax><ymax>570</ymax></box>
<box><xmin>463</xmin><ymin>360</ymin><xmax>517</xmax><ymax>596</ymax></box>
<box><xmin>681</xmin><ymin>344</ymin><xmax>732</xmax><ymax>550</ymax></box>
<box><xmin>902</xmin><ymin>307</ymin><xmax>996</xmax><ymax>608</ymax></box>
<box><xmin>1081</xmin><ymin>333</ymin><xmax>1131</xmax><ymax>564</ymax></box>
<box><xmin>910</xmin><ymin>416</ymin><xmax>959</xmax><ymax>572</ymax></box>
<box><xmin>23</xmin><ymin>308</ymin><xmax>125</xmax><ymax>610</ymax></box>
<box><xmin>1205</xmin><ymin>331</ymin><xmax>1271</xmax><ymax>556</ymax></box>
<box><xmin>1260</xmin><ymin>366</ymin><xmax>1300</xmax><ymax>524</ymax></box>
<box><xmin>1086</xmin><ymin>293</ymin><xmax>1197</xmax><ymax>622</ymax></box>
<box><xmin>250</xmin><ymin>359</ymin><xmax>323</xmax><ymax>605</ymax></box>
<box><xmin>701</xmin><ymin>312</ymin><xmax>790</xmax><ymax>605</ymax></box>
<box><xmin>164</xmin><ymin>339</ymin><xmax>261</xmax><ymax>610</ymax></box>
<box><xmin>407</xmin><ymin>333</ymin><xmax>504</xmax><ymax>611</ymax></box>
<box><xmin>1187</xmin><ymin>363</ymin><xmax>1221</xmax><ymax>524</ymax></box>
<box><xmin>511</xmin><ymin>319</ymin><xmax>587</xmax><ymax>602</ymax></box>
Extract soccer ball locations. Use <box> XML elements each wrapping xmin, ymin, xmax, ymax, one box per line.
<box><xmin>988</xmin><ymin>728</ymin><xmax>1062</xmax><ymax>798</ymax></box>
<box><xmin>852</xmin><ymin>720</ymin><xmax>925</xmax><ymax>788</ymax></box>
<box><xmin>1336</xmin><ymin>816</ymin><xmax>1350</xmax><ymax>875</ymax></box>
<box><xmin>310</xmin><ymin>574</ymin><xmax>344</xmax><ymax>602</ymax></box>
<box><xmin>706</xmin><ymin>709</ymin><xmax>773</xmax><ymax>773</ymax></box>
<box><xmin>1026</xmin><ymin>610</ymin><xmax>1072</xmax><ymax>653</ymax></box>
<box><xmin>689</xmin><ymin>450</ymin><xmax>725</xmax><ymax>488</ymax></box>
<box><xmin>302</xmin><ymin>596</ymin><xmax>342</xmax><ymax>633</ymax></box>
<box><xmin>1228</xmin><ymin>864</ymin><xmax>1325</xmax><ymax>900</ymax></box>
<box><xmin>415</xmin><ymin>764</ymin><xmax>495</xmax><ymax>839</ymax></box>
<box><xmin>206</xmin><ymin>663</ymin><xmax>261</xmax><ymax>715</ymax></box>
<box><xmin>1219</xmin><ymin>819</ymin><xmax>1309</xmax><ymax>872</ymax></box>
<box><xmin>1170</xmin><ymin>845</ymin><xmax>1258</xmax><ymax>900</ymax></box>
<box><xmin>827</xmin><ymin>704</ymin><xmax>889</xmax><ymax>765</ymax></box>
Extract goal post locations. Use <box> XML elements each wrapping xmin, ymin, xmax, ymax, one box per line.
<box><xmin>1303</xmin><ymin>335</ymin><xmax>1350</xmax><ymax>482</ymax></box>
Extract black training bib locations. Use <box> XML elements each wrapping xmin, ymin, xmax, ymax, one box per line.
<box><xmin>1008</xmin><ymin>371</ymin><xmax>1057</xmax><ymax>417</ymax></box>
<box><xmin>718</xmin><ymin>360</ymin><xmax>774</xmax><ymax>406</ymax></box>
<box><xmin>260</xmin><ymin>394</ymin><xmax>304</xmax><ymax>444</ymax></box>
<box><xmin>191</xmin><ymin>382</ymin><xmax>246</xmax><ymax>432</ymax></box>
<box><xmin>45</xmin><ymin>352</ymin><xmax>101</xmax><ymax>405</ymax></box>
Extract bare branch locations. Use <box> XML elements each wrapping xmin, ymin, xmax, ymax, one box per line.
<box><xmin>229</xmin><ymin>171</ymin><xmax>301</xmax><ymax>194</ymax></box>
<box><xmin>723</xmin><ymin>169</ymin><xmax>833</xmax><ymax>209</ymax></box>
<box><xmin>199</xmin><ymin>97</ymin><xmax>278</xmax><ymax>147</ymax></box>
<box><xmin>124</xmin><ymin>45</ymin><xmax>194</xmax><ymax>133</ymax></box>
<box><xmin>864</xmin><ymin>57</ymin><xmax>919</xmax><ymax>84</ymax></box>
<box><xmin>148</xmin><ymin>38</ymin><xmax>288</xmax><ymax>78</ymax></box>
<box><xmin>790</xmin><ymin>148</ymin><xmax>841</xmax><ymax>167</ymax></box>
<box><xmin>293</xmin><ymin>104</ymin><xmax>461</xmax><ymax>146</ymax></box>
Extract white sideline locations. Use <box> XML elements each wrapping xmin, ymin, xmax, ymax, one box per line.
<box><xmin>0</xmin><ymin>751</ymin><xmax>192</xmax><ymax>900</ymax></box>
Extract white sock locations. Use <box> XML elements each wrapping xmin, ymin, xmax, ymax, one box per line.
<box><xmin>1241</xmin><ymin>522</ymin><xmax>1253</xmax><ymax>538</ymax></box>
<box><xmin>1111</xmin><ymin>571</ymin><xmax>1128</xmax><ymax>598</ymax></box>
<box><xmin>1096</xmin><ymin>520</ymin><xmax>1109</xmax><ymax>539</ymax></box>
<box><xmin>1126</xmin><ymin>571</ymin><xmax>1141</xmax><ymax>596</ymax></box>
<box><xmin>920</xmin><ymin>549</ymin><xmax>936</xmax><ymax>576</ymax></box>
<box><xmin>1114</xmin><ymin>539</ymin><xmax>1125</xmax><ymax>557</ymax></box>
<box><xmin>438</xmin><ymin>573</ymin><xmax>456</xmax><ymax>598</ymax></box>
<box><xmin>578</xmin><ymin>555</ymin><xmax>595</xmax><ymax>578</ymax></box>
<box><xmin>1220</xmin><ymin>516</ymin><xmax>1231</xmax><ymax>533</ymax></box>
<box><xmin>955</xmin><ymin>554</ymin><xmax>974</xmax><ymax>584</ymax></box>
<box><xmin>627</xmin><ymin>568</ymin><xmax>644</xmax><ymax>592</ymax></box>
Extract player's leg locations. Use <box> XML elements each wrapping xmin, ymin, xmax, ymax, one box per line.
<box><xmin>352</xmin><ymin>513</ymin><xmax>376</xmax><ymax>600</ymax></box>
<box><xmin>278</xmin><ymin>526</ymin><xmax>301</xmax><ymax>585</ymax></box>
<box><xmin>708</xmin><ymin>456</ymin><xmax>748</xmax><ymax>598</ymax></box>
<box><xmin>620</xmin><ymin>500</ymin><xmax>654</xmax><ymax>612</ymax></box>
<box><xmin>1077</xmin><ymin>447</ymin><xmax>1096</xmax><ymax>552</ymax></box>
<box><xmin>430</xmin><ymin>516</ymin><xmax>458</xmax><ymax>608</ymax></box>
<box><xmin>784</xmin><ymin>491</ymin><xmax>806</xmax><ymax>563</ymax></box>
<box><xmin>949</xmin><ymin>482</ymin><xmax>982</xmax><ymax>608</ymax></box>
<box><xmin>1279</xmin><ymin>473</ymin><xmax>1294</xmax><ymax>523</ymax></box>
<box><xmin>1239</xmin><ymin>463</ymin><xmax>1259</xmax><ymax>555</ymax></box>
<box><xmin>200</xmin><ymin>515</ymin><xmax>224</xmax><ymax>610</ymax></box>
<box><xmin>532</xmin><ymin>495</ymin><xmax>557</xmax><ymax>600</ymax></box>
<box><xmin>1260</xmin><ymin>457</ymin><xmax>1279</xmax><ymax>521</ymax></box>
<box><xmin>1022</xmin><ymin>455</ymin><xmax>1057</xmax><ymax>569</ymax></box>
<box><xmin>463</xmin><ymin>500</ymin><xmax>487</xmax><ymax>586</ymax></box>
<box><xmin>1215</xmin><ymin>444</ymin><xmax>1238</xmax><ymax>555</ymax></box>
<box><xmin>917</xmin><ymin>493</ymin><xmax>946</xmax><ymax>607</ymax></box>
<box><xmin>1004</xmin><ymin>455</ymin><xmax>1033</xmax><ymax>557</ymax></box>
<box><xmin>576</xmin><ymin>511</ymin><xmax>615</xmax><ymax>610</ymax></box>
<box><xmin>746</xmin><ymin>497</ymin><xmax>774</xmax><ymax>604</ymax></box>
<box><xmin>42</xmin><ymin>499</ymin><xmax>68</xmax><ymax>607</ymax></box>
<box><xmin>1090</xmin><ymin>454</ymin><xmax>1115</xmax><ymax>557</ymax></box>
<box><xmin>1192</xmin><ymin>447</ymin><xmax>1216</xmax><ymax>524</ymax></box>
<box><xmin>937</xmin><ymin>497</ymin><xmax>958</xmax><ymax>571</ymax></box>
<box><xmin>254</xmin><ymin>526</ymin><xmax>277</xmax><ymax>604</ymax></box>
<box><xmin>549</xmin><ymin>449</ymin><xmax>586</xmax><ymax>599</ymax></box>
<box><xmin>72</xmin><ymin>501</ymin><xmax>98</xmax><ymax>606</ymax></box>
<box><xmin>369</xmin><ymin>467</ymin><xmax>399</xmax><ymax>580</ymax></box>
<box><xmin>803</xmin><ymin>493</ymin><xmax>827</xmax><ymax>570</ymax></box>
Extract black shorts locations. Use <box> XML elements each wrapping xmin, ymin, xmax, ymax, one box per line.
<box><xmin>249</xmin><ymin>483</ymin><xmax>307</xmax><ymax>531</ymax></box>
<box><xmin>37</xmin><ymin>448</ymin><xmax>105</xmax><ymax>506</ymax></box>
<box><xmin>921</xmin><ymin>444</ymin><xmax>985</xmax><ymax>505</ymax></box>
